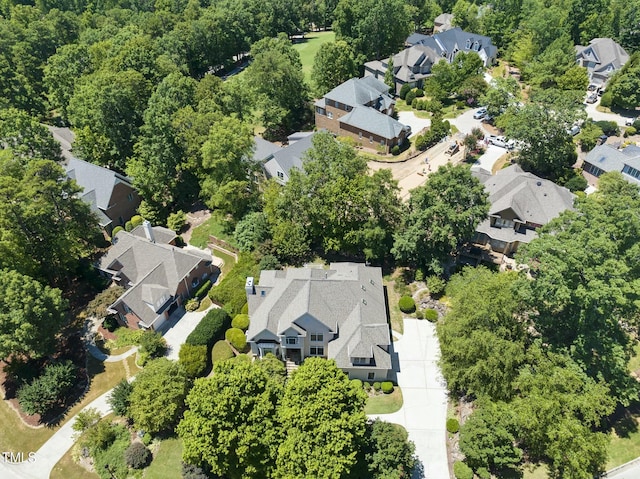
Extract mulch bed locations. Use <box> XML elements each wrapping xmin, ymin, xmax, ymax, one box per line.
<box><xmin>0</xmin><ymin>333</ymin><xmax>90</xmax><ymax>428</ymax></box>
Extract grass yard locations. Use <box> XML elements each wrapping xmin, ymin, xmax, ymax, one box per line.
<box><xmin>145</xmin><ymin>437</ymin><xmax>184</xmax><ymax>479</ymax></box>
<box><xmin>383</xmin><ymin>277</ymin><xmax>405</xmax><ymax>335</ymax></box>
<box><xmin>365</xmin><ymin>387</ymin><xmax>404</xmax><ymax>415</ymax></box>
<box><xmin>189</xmin><ymin>215</ymin><xmax>238</xmax><ymax>250</ymax></box>
<box><xmin>292</xmin><ymin>31</ymin><xmax>335</xmax><ymax>84</ymax></box>
<box><xmin>608</xmin><ymin>422</ymin><xmax>640</xmax><ymax>469</ymax></box>
<box><xmin>0</xmin><ymin>356</ymin><xmax>128</xmax><ymax>453</ymax></box>
<box><xmin>50</xmin><ymin>446</ymin><xmax>99</xmax><ymax>479</ymax></box>
<box><xmin>213</xmin><ymin>249</ymin><xmax>237</xmax><ymax>278</ymax></box>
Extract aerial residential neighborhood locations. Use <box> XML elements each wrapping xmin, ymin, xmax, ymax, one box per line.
<box><xmin>1</xmin><ymin>1</ymin><xmax>640</xmax><ymax>479</ymax></box>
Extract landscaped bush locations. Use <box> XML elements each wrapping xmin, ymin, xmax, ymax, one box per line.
<box><xmin>373</xmin><ymin>382</ymin><xmax>381</xmax><ymax>392</ymax></box>
<box><xmin>391</xmin><ymin>145</ymin><xmax>400</xmax><ymax>155</ymax></box>
<box><xmin>352</xmin><ymin>379</ymin><xmax>363</xmax><ymax>389</ymax></box>
<box><xmin>381</xmin><ymin>381</ymin><xmax>394</xmax><ymax>394</ymax></box>
<box><xmin>209</xmin><ymin>253</ymin><xmax>259</xmax><ymax>315</ymax></box>
<box><xmin>241</xmin><ymin>302</ymin><xmax>249</xmax><ymax>314</ymax></box>
<box><xmin>102</xmin><ymin>315</ymin><xmax>119</xmax><ymax>332</ymax></box>
<box><xmin>425</xmin><ymin>309</ymin><xmax>439</xmax><ymax>322</ymax></box>
<box><xmin>111</xmin><ymin>226</ymin><xmax>124</xmax><ymax>238</ymax></box>
<box><xmin>142</xmin><ymin>432</ymin><xmax>152</xmax><ymax>446</ymax></box>
<box><xmin>414</xmin><ymin>88</ymin><xmax>424</xmax><ymax>97</ymax></box>
<box><xmin>453</xmin><ymin>461</ymin><xmax>474</xmax><ymax>479</ymax></box>
<box><xmin>185</xmin><ymin>299</ymin><xmax>200</xmax><ymax>312</ymax></box>
<box><xmin>259</xmin><ymin>253</ymin><xmax>281</xmax><ymax>270</ymax></box>
<box><xmin>446</xmin><ymin>418</ymin><xmax>460</xmax><ymax>433</ymax></box>
<box><xmin>427</xmin><ymin>275</ymin><xmax>446</xmax><ymax>296</ymax></box>
<box><xmin>186</xmin><ymin>308</ymin><xmax>231</xmax><ymax>349</ymax></box>
<box><xmin>182</xmin><ymin>462</ymin><xmax>209</xmax><ymax>479</ymax></box>
<box><xmin>82</xmin><ymin>419</ymin><xmax>120</xmax><ymax>453</ymax></box>
<box><xmin>82</xmin><ymin>422</ymin><xmax>129</xmax><ymax>479</ymax></box>
<box><xmin>179</xmin><ymin>344</ymin><xmax>208</xmax><ymax>378</ymax></box>
<box><xmin>225</xmin><ymin>327</ymin><xmax>247</xmax><ymax>351</ymax></box>
<box><xmin>364</xmin><ymin>381</ymin><xmax>372</xmax><ymax>390</ymax></box>
<box><xmin>211</xmin><ymin>340</ymin><xmax>234</xmax><ymax>363</ymax></box>
<box><xmin>138</xmin><ymin>331</ymin><xmax>167</xmax><ymax>360</ymax></box>
<box><xmin>455</xmin><ymin>100</ymin><xmax>466</xmax><ymax>109</ymax></box>
<box><xmin>399</xmin><ymin>83</ymin><xmax>411</xmax><ymax>100</ymax></box>
<box><xmin>108</xmin><ymin>327</ymin><xmax>144</xmax><ymax>349</ymax></box>
<box><xmin>231</xmin><ymin>313</ymin><xmax>250</xmax><ymax>330</ymax></box>
<box><xmin>476</xmin><ymin>467</ymin><xmax>491</xmax><ymax>479</ymax></box>
<box><xmin>17</xmin><ymin>360</ymin><xmax>78</xmax><ymax>416</ymax></box>
<box><xmin>405</xmin><ymin>91</ymin><xmax>416</xmax><ymax>106</ymax></box>
<box><xmin>398</xmin><ymin>295</ymin><xmax>416</xmax><ymax>313</ymax></box>
<box><xmin>167</xmin><ymin>210</ymin><xmax>187</xmax><ymax>233</ymax></box>
<box><xmin>564</xmin><ymin>174</ymin><xmax>588</xmax><ymax>192</ymax></box>
<box><xmin>415</xmin><ymin>310</ymin><xmax>424</xmax><ymax>319</ymax></box>
<box><xmin>194</xmin><ymin>279</ymin><xmax>212</xmax><ymax>300</ymax></box>
<box><xmin>125</xmin><ymin>220</ymin><xmax>134</xmax><ymax>231</ymax></box>
<box><xmin>108</xmin><ymin>380</ymin><xmax>132</xmax><ymax>417</ymax></box>
<box><xmin>600</xmin><ymin>91</ymin><xmax>612</xmax><ymax>107</ymax></box>
<box><xmin>625</xmin><ymin>126</ymin><xmax>637</xmax><ymax>137</ymax></box>
<box><xmin>72</xmin><ymin>408</ymin><xmax>101</xmax><ymax>433</ymax></box>
<box><xmin>130</xmin><ymin>215</ymin><xmax>144</xmax><ymax>228</ymax></box>
<box><xmin>124</xmin><ymin>442</ymin><xmax>151</xmax><ymax>469</ymax></box>
<box><xmin>594</xmin><ymin>120</ymin><xmax>619</xmax><ymax>137</ymax></box>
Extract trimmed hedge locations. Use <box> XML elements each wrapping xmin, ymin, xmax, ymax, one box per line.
<box><xmin>241</xmin><ymin>302</ymin><xmax>249</xmax><ymax>314</ymax></box>
<box><xmin>424</xmin><ymin>309</ymin><xmax>438</xmax><ymax>322</ymax></box>
<box><xmin>446</xmin><ymin>418</ymin><xmax>460</xmax><ymax>433</ymax></box>
<box><xmin>186</xmin><ymin>309</ymin><xmax>231</xmax><ymax>349</ymax></box>
<box><xmin>352</xmin><ymin>379</ymin><xmax>363</xmax><ymax>389</ymax></box>
<box><xmin>178</xmin><ymin>344</ymin><xmax>208</xmax><ymax>378</ymax></box>
<box><xmin>209</xmin><ymin>253</ymin><xmax>259</xmax><ymax>315</ymax></box>
<box><xmin>124</xmin><ymin>442</ymin><xmax>151</xmax><ymax>469</ymax></box>
<box><xmin>453</xmin><ymin>461</ymin><xmax>473</xmax><ymax>479</ymax></box>
<box><xmin>231</xmin><ymin>314</ymin><xmax>250</xmax><ymax>331</ymax></box>
<box><xmin>211</xmin><ymin>340</ymin><xmax>234</xmax><ymax>363</ymax></box>
<box><xmin>194</xmin><ymin>280</ymin><xmax>212</xmax><ymax>300</ymax></box>
<box><xmin>185</xmin><ymin>299</ymin><xmax>199</xmax><ymax>312</ymax></box>
<box><xmin>225</xmin><ymin>327</ymin><xmax>247</xmax><ymax>351</ymax></box>
<box><xmin>373</xmin><ymin>382</ymin><xmax>381</xmax><ymax>391</ymax></box>
<box><xmin>131</xmin><ymin>215</ymin><xmax>144</xmax><ymax>228</ymax></box>
<box><xmin>399</xmin><ymin>295</ymin><xmax>416</xmax><ymax>313</ymax></box>
<box><xmin>381</xmin><ymin>381</ymin><xmax>394</xmax><ymax>394</ymax></box>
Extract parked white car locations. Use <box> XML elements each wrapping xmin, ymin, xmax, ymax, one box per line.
<box><xmin>625</xmin><ymin>117</ymin><xmax>637</xmax><ymax>126</ymax></box>
<box><xmin>487</xmin><ymin>135</ymin><xmax>514</xmax><ymax>149</ymax></box>
<box><xmin>473</xmin><ymin>107</ymin><xmax>487</xmax><ymax>119</ymax></box>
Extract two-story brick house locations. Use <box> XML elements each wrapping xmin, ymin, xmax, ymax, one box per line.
<box><xmin>245</xmin><ymin>263</ymin><xmax>392</xmax><ymax>381</ymax></box>
<box><xmin>314</xmin><ymin>77</ymin><xmax>410</xmax><ymax>153</ymax></box>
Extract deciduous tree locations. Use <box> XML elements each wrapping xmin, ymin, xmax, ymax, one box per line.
<box><xmin>311</xmin><ymin>40</ymin><xmax>358</xmax><ymax>96</ymax></box>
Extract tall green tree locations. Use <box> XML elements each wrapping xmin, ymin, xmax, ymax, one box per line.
<box><xmin>311</xmin><ymin>40</ymin><xmax>358</xmax><ymax>96</ymax></box>
<box><xmin>392</xmin><ymin>164</ymin><xmax>488</xmax><ymax>273</ymax></box>
<box><xmin>0</xmin><ymin>269</ymin><xmax>68</xmax><ymax>363</ymax></box>
<box><xmin>178</xmin><ymin>358</ymin><xmax>282</xmax><ymax>479</ymax></box>
<box><xmin>364</xmin><ymin>420</ymin><xmax>417</xmax><ymax>479</ymax></box>
<box><xmin>0</xmin><ymin>108</ymin><xmax>62</xmax><ymax>163</ymax></box>
<box><xmin>275</xmin><ymin>358</ymin><xmax>367</xmax><ymax>478</ymax></box>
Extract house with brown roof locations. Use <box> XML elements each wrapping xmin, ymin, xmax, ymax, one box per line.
<box><xmin>97</xmin><ymin>221</ymin><xmax>219</xmax><ymax>330</ymax></box>
<box><xmin>245</xmin><ymin>263</ymin><xmax>392</xmax><ymax>381</ymax></box>
<box><xmin>314</xmin><ymin>77</ymin><xmax>410</xmax><ymax>152</ymax></box>
<box><xmin>472</xmin><ymin>165</ymin><xmax>575</xmax><ymax>254</ymax></box>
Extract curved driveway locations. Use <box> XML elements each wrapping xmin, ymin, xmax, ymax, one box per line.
<box><xmin>370</xmin><ymin>318</ymin><xmax>449</xmax><ymax>479</ymax></box>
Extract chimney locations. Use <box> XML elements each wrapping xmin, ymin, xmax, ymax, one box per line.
<box><xmin>143</xmin><ymin>220</ymin><xmax>155</xmax><ymax>243</ymax></box>
<box><xmin>245</xmin><ymin>277</ymin><xmax>255</xmax><ymax>296</ymax></box>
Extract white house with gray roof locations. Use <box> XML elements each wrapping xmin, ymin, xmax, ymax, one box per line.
<box><xmin>365</xmin><ymin>28</ymin><xmax>497</xmax><ymax>94</ymax></box>
<box><xmin>583</xmin><ymin>144</ymin><xmax>640</xmax><ymax>187</ymax></box>
<box><xmin>245</xmin><ymin>263</ymin><xmax>392</xmax><ymax>381</ymax></box>
<box><xmin>576</xmin><ymin>38</ymin><xmax>629</xmax><ymax>87</ymax></box>
<box><xmin>98</xmin><ymin>222</ymin><xmax>218</xmax><ymax>330</ymax></box>
<box><xmin>472</xmin><ymin>165</ymin><xmax>575</xmax><ymax>254</ymax></box>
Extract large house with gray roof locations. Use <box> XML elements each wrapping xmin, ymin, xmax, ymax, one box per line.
<box><xmin>98</xmin><ymin>221</ymin><xmax>218</xmax><ymax>330</ymax></box>
<box><xmin>365</xmin><ymin>28</ymin><xmax>497</xmax><ymax>94</ymax></box>
<box><xmin>250</xmin><ymin>133</ymin><xmax>316</xmax><ymax>184</ymax></box>
<box><xmin>315</xmin><ymin>77</ymin><xmax>410</xmax><ymax>153</ymax></box>
<box><xmin>65</xmin><ymin>157</ymin><xmax>141</xmax><ymax>235</ymax></box>
<box><xmin>582</xmin><ymin>144</ymin><xmax>640</xmax><ymax>187</ymax></box>
<box><xmin>576</xmin><ymin>38</ymin><xmax>629</xmax><ymax>87</ymax></box>
<box><xmin>245</xmin><ymin>263</ymin><xmax>392</xmax><ymax>381</ymax></box>
<box><xmin>472</xmin><ymin>165</ymin><xmax>575</xmax><ymax>255</ymax></box>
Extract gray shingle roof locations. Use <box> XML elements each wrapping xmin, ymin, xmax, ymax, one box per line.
<box><xmin>98</xmin><ymin>231</ymin><xmax>212</xmax><ymax>327</ymax></box>
<box><xmin>576</xmin><ymin>38</ymin><xmax>629</xmax><ymax>83</ymax></box>
<box><xmin>252</xmin><ymin>136</ymin><xmax>282</xmax><ymax>163</ymax></box>
<box><xmin>65</xmin><ymin>157</ymin><xmax>134</xmax><ymax>212</ymax></box>
<box><xmin>264</xmin><ymin>132</ymin><xmax>316</xmax><ymax>181</ymax></box>
<box><xmin>324</xmin><ymin>77</ymin><xmax>391</xmax><ymax>108</ymax></box>
<box><xmin>246</xmin><ymin>263</ymin><xmax>391</xmax><ymax>371</ymax></box>
<box><xmin>339</xmin><ymin>106</ymin><xmax>409</xmax><ymax>140</ymax></box>
<box><xmin>406</xmin><ymin>27</ymin><xmax>497</xmax><ymax>66</ymax></box>
<box><xmin>130</xmin><ymin>224</ymin><xmax>177</xmax><ymax>244</ymax></box>
<box><xmin>584</xmin><ymin>144</ymin><xmax>640</xmax><ymax>185</ymax></box>
<box><xmin>479</xmin><ymin>165</ymin><xmax>575</xmax><ymax>225</ymax></box>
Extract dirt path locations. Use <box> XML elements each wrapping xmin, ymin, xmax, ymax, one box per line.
<box><xmin>182</xmin><ymin>207</ymin><xmax>211</xmax><ymax>243</ymax></box>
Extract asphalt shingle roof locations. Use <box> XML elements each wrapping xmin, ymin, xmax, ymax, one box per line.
<box><xmin>264</xmin><ymin>132</ymin><xmax>316</xmax><ymax>180</ymax></box>
<box><xmin>339</xmin><ymin>106</ymin><xmax>409</xmax><ymax>140</ymax></box>
<box><xmin>584</xmin><ymin>144</ymin><xmax>640</xmax><ymax>185</ymax></box>
<box><xmin>65</xmin><ymin>157</ymin><xmax>133</xmax><ymax>212</ymax></box>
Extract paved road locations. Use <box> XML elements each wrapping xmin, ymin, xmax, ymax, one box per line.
<box><xmin>604</xmin><ymin>458</ymin><xmax>640</xmax><ymax>479</ymax></box>
<box><xmin>370</xmin><ymin>318</ymin><xmax>449</xmax><ymax>479</ymax></box>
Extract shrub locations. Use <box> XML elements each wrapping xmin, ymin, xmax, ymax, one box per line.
<box><xmin>103</xmin><ymin>315</ymin><xmax>119</xmax><ymax>332</ymax></box>
<box><xmin>373</xmin><ymin>382</ymin><xmax>381</xmax><ymax>392</ymax></box>
<box><xmin>398</xmin><ymin>295</ymin><xmax>416</xmax><ymax>313</ymax></box>
<box><xmin>424</xmin><ymin>309</ymin><xmax>439</xmax><ymax>322</ymax></box>
<box><xmin>405</xmin><ymin>91</ymin><xmax>416</xmax><ymax>106</ymax></box>
<box><xmin>83</xmin><ymin>419</ymin><xmax>119</xmax><ymax>453</ymax></box>
<box><xmin>130</xmin><ymin>215</ymin><xmax>144</xmax><ymax>228</ymax></box>
<box><xmin>381</xmin><ymin>381</ymin><xmax>394</xmax><ymax>394</ymax></box>
<box><xmin>414</xmin><ymin>268</ymin><xmax>424</xmax><ymax>282</ymax></box>
<box><xmin>414</xmin><ymin>134</ymin><xmax>426</xmax><ymax>150</ymax></box>
<box><xmin>453</xmin><ymin>461</ymin><xmax>474</xmax><ymax>479</ymax></box>
<box><xmin>399</xmin><ymin>83</ymin><xmax>411</xmax><ymax>100</ymax></box>
<box><xmin>139</xmin><ymin>331</ymin><xmax>166</xmax><ymax>359</ymax></box>
<box><xmin>425</xmin><ymin>99</ymin><xmax>443</xmax><ymax>114</ymax></box>
<box><xmin>142</xmin><ymin>432</ymin><xmax>152</xmax><ymax>446</ymax></box>
<box><xmin>477</xmin><ymin>467</ymin><xmax>491</xmax><ymax>479</ymax></box>
<box><xmin>111</xmin><ymin>226</ymin><xmax>124</xmax><ymax>238</ymax></box>
<box><xmin>209</xmin><ymin>253</ymin><xmax>259</xmax><ymax>315</ymax></box>
<box><xmin>194</xmin><ymin>279</ymin><xmax>212</xmax><ymax>300</ymax></box>
<box><xmin>231</xmin><ymin>313</ymin><xmax>250</xmax><ymax>330</ymax></box>
<box><xmin>124</xmin><ymin>442</ymin><xmax>151</xmax><ymax>469</ymax></box>
<box><xmin>564</xmin><ymin>174</ymin><xmax>588</xmax><ymax>192</ymax></box>
<box><xmin>125</xmin><ymin>221</ymin><xmax>133</xmax><ymax>232</ymax></box>
<box><xmin>600</xmin><ymin>91</ymin><xmax>612</xmax><ymax>107</ymax></box>
<box><xmin>259</xmin><ymin>253</ymin><xmax>281</xmax><ymax>270</ymax></box>
<box><xmin>17</xmin><ymin>360</ymin><xmax>77</xmax><ymax>416</ymax></box>
<box><xmin>415</xmin><ymin>88</ymin><xmax>424</xmax><ymax>97</ymax></box>
<box><xmin>182</xmin><ymin>462</ymin><xmax>209</xmax><ymax>479</ymax></box>
<box><xmin>351</xmin><ymin>379</ymin><xmax>363</xmax><ymax>389</ymax></box>
<box><xmin>391</xmin><ymin>145</ymin><xmax>401</xmax><ymax>155</ymax></box>
<box><xmin>108</xmin><ymin>380</ymin><xmax>133</xmax><ymax>417</ymax></box>
<box><xmin>364</xmin><ymin>381</ymin><xmax>372</xmax><ymax>390</ymax></box>
<box><xmin>427</xmin><ymin>275</ymin><xmax>446</xmax><ymax>296</ymax></box>
<box><xmin>186</xmin><ymin>308</ymin><xmax>231</xmax><ymax>348</ymax></box>
<box><xmin>211</xmin><ymin>340</ymin><xmax>234</xmax><ymax>363</ymax></box>
<box><xmin>415</xmin><ymin>100</ymin><xmax>425</xmax><ymax>110</ymax></box>
<box><xmin>455</xmin><ymin>100</ymin><xmax>466</xmax><ymax>109</ymax></box>
<box><xmin>185</xmin><ymin>299</ymin><xmax>200</xmax><ymax>312</ymax></box>
<box><xmin>633</xmin><ymin>120</ymin><xmax>640</xmax><ymax>130</ymax></box>
<box><xmin>179</xmin><ymin>344</ymin><xmax>208</xmax><ymax>378</ymax></box>
<box><xmin>415</xmin><ymin>310</ymin><xmax>424</xmax><ymax>320</ymax></box>
<box><xmin>446</xmin><ymin>418</ymin><xmax>460</xmax><ymax>433</ymax></box>
<box><xmin>225</xmin><ymin>327</ymin><xmax>247</xmax><ymax>351</ymax></box>
<box><xmin>625</xmin><ymin>126</ymin><xmax>637</xmax><ymax>137</ymax></box>
<box><xmin>594</xmin><ymin>120</ymin><xmax>619</xmax><ymax>136</ymax></box>
<box><xmin>73</xmin><ymin>408</ymin><xmax>101</xmax><ymax>433</ymax></box>
<box><xmin>167</xmin><ymin>210</ymin><xmax>187</xmax><ymax>233</ymax></box>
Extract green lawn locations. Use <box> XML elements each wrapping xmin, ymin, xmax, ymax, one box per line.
<box><xmin>145</xmin><ymin>437</ymin><xmax>184</xmax><ymax>479</ymax></box>
<box><xmin>365</xmin><ymin>387</ymin><xmax>403</xmax><ymax>415</ymax></box>
<box><xmin>292</xmin><ymin>31</ymin><xmax>336</xmax><ymax>84</ymax></box>
<box><xmin>189</xmin><ymin>216</ymin><xmax>238</xmax><ymax>249</ymax></box>
<box><xmin>213</xmin><ymin>249</ymin><xmax>237</xmax><ymax>278</ymax></box>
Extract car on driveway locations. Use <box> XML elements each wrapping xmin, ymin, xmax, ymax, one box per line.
<box><xmin>625</xmin><ymin>117</ymin><xmax>637</xmax><ymax>126</ymax></box>
<box><xmin>486</xmin><ymin>135</ymin><xmax>514</xmax><ymax>149</ymax></box>
<box><xmin>473</xmin><ymin>107</ymin><xmax>487</xmax><ymax>119</ymax></box>
<box><xmin>445</xmin><ymin>142</ymin><xmax>460</xmax><ymax>155</ymax></box>
<box><xmin>586</xmin><ymin>93</ymin><xmax>598</xmax><ymax>104</ymax></box>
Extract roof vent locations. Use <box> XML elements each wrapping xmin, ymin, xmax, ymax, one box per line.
<box><xmin>362</xmin><ymin>298</ymin><xmax>367</xmax><ymax>305</ymax></box>
<box><xmin>536</xmin><ymin>181</ymin><xmax>542</xmax><ymax>186</ymax></box>
<box><xmin>361</xmin><ymin>284</ymin><xmax>366</xmax><ymax>291</ymax></box>
<box><xmin>369</xmin><ymin>279</ymin><xmax>375</xmax><ymax>285</ymax></box>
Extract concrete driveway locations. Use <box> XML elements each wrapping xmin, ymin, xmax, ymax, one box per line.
<box><xmin>398</xmin><ymin>111</ymin><xmax>432</xmax><ymax>138</ymax></box>
<box><xmin>160</xmin><ymin>305</ymin><xmax>217</xmax><ymax>360</ymax></box>
<box><xmin>584</xmin><ymin>97</ymin><xmax>635</xmax><ymax>127</ymax></box>
<box><xmin>473</xmin><ymin>144</ymin><xmax>507</xmax><ymax>173</ymax></box>
<box><xmin>369</xmin><ymin>319</ymin><xmax>449</xmax><ymax>479</ymax></box>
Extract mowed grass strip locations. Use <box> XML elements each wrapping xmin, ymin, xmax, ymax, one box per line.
<box><xmin>292</xmin><ymin>31</ymin><xmax>336</xmax><ymax>84</ymax></box>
